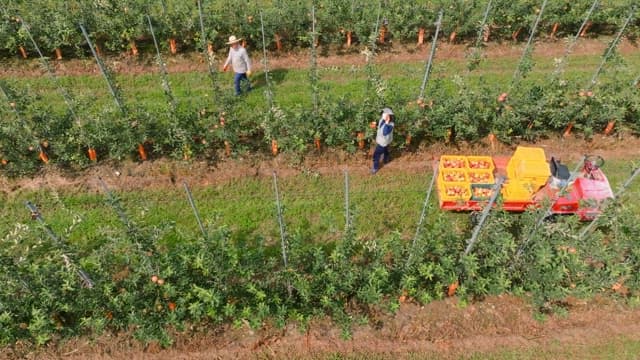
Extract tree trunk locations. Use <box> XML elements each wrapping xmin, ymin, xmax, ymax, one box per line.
<box><xmin>271</xmin><ymin>139</ymin><xmax>278</xmax><ymax>155</ymax></box>
<box><xmin>18</xmin><ymin>45</ymin><xmax>27</xmax><ymax>59</ymax></box>
<box><xmin>563</xmin><ymin>122</ymin><xmax>574</xmax><ymax>138</ymax></box>
<box><xmin>346</xmin><ymin>31</ymin><xmax>352</xmax><ymax>47</ymax></box>
<box><xmin>169</xmin><ymin>38</ymin><xmax>177</xmax><ymax>54</ymax></box>
<box><xmin>379</xmin><ymin>26</ymin><xmax>387</xmax><ymax>44</ymax></box>
<box><xmin>138</xmin><ymin>143</ymin><xmax>148</xmax><ymax>161</ymax></box>
<box><xmin>550</xmin><ymin>22</ymin><xmax>559</xmax><ymax>39</ymax></box>
<box><xmin>55</xmin><ymin>47</ymin><xmax>62</xmax><ymax>60</ymax></box>
<box><xmin>207</xmin><ymin>42</ymin><xmax>214</xmax><ymax>56</ymax></box>
<box><xmin>604</xmin><ymin>120</ymin><xmax>616</xmax><ymax>135</ymax></box>
<box><xmin>483</xmin><ymin>25</ymin><xmax>491</xmax><ymax>42</ymax></box>
<box><xmin>314</xmin><ymin>137</ymin><xmax>321</xmax><ymax>150</ymax></box>
<box><xmin>580</xmin><ymin>21</ymin><xmax>592</xmax><ymax>37</ymax></box>
<box><xmin>130</xmin><ymin>40</ymin><xmax>139</xmax><ymax>56</ymax></box>
<box><xmin>275</xmin><ymin>34</ymin><xmax>282</xmax><ymax>51</ymax></box>
<box><xmin>224</xmin><ymin>140</ymin><xmax>231</xmax><ymax>157</ymax></box>
<box><xmin>357</xmin><ymin>132</ymin><xmax>365</xmax><ymax>149</ymax></box>
<box><xmin>511</xmin><ymin>28</ymin><xmax>521</xmax><ymax>41</ymax></box>
<box><xmin>418</xmin><ymin>27</ymin><xmax>425</xmax><ymax>45</ymax></box>
<box><xmin>449</xmin><ymin>31</ymin><xmax>457</xmax><ymax>44</ymax></box>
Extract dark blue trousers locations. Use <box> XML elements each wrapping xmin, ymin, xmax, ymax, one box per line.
<box><xmin>234</xmin><ymin>73</ymin><xmax>251</xmax><ymax>95</ymax></box>
<box><xmin>372</xmin><ymin>144</ymin><xmax>390</xmax><ymax>171</ymax></box>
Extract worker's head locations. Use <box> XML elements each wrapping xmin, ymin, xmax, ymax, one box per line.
<box><xmin>381</xmin><ymin>107</ymin><xmax>394</xmax><ymax>121</ymax></box>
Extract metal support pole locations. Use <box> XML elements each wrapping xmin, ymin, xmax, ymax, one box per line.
<box><xmin>183</xmin><ymin>181</ymin><xmax>208</xmax><ymax>240</ymax></box>
<box><xmin>419</xmin><ymin>10</ymin><xmax>443</xmax><ymax>100</ymax></box>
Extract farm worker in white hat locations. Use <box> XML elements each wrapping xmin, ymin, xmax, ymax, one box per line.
<box><xmin>222</xmin><ymin>35</ymin><xmax>252</xmax><ymax>95</ymax></box>
<box><xmin>371</xmin><ymin>107</ymin><xmax>395</xmax><ymax>174</ymax></box>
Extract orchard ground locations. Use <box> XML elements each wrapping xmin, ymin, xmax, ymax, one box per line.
<box><xmin>1</xmin><ymin>39</ymin><xmax>640</xmax><ymax>359</ymax></box>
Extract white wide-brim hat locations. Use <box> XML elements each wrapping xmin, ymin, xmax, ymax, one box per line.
<box><xmin>226</xmin><ymin>35</ymin><xmax>243</xmax><ymax>44</ymax></box>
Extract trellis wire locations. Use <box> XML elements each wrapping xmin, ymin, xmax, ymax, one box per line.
<box><xmin>578</xmin><ymin>166</ymin><xmax>640</xmax><ymax>241</ymax></box>
<box><xmin>463</xmin><ymin>177</ymin><xmax>505</xmax><ymax>256</ymax></box>
<box><xmin>183</xmin><ymin>181</ymin><xmax>207</xmax><ymax>240</ymax></box>
<box><xmin>586</xmin><ymin>5</ymin><xmax>636</xmax><ymax>90</ymax></box>
<box><xmin>272</xmin><ymin>171</ymin><xmax>292</xmax><ymax>297</ymax></box>
<box><xmin>146</xmin><ymin>14</ymin><xmax>177</xmax><ymax>111</ymax></box>
<box><xmin>25</xmin><ymin>201</ymin><xmax>94</xmax><ymax>288</ymax></box>
<box><xmin>510</xmin><ymin>0</ymin><xmax>548</xmax><ymax>88</ymax></box>
<box><xmin>79</xmin><ymin>24</ymin><xmax>126</xmax><ymax>114</ymax></box>
<box><xmin>406</xmin><ymin>167</ymin><xmax>437</xmax><ymax>269</ymax></box>
<box><xmin>418</xmin><ymin>10</ymin><xmax>443</xmax><ymax>100</ymax></box>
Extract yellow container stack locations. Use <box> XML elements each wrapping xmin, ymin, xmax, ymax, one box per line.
<box><xmin>503</xmin><ymin>146</ymin><xmax>551</xmax><ymax>202</ymax></box>
<box><xmin>438</xmin><ymin>155</ymin><xmax>497</xmax><ymax>202</ymax></box>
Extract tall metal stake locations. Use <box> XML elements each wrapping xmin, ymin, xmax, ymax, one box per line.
<box><xmin>146</xmin><ymin>14</ymin><xmax>177</xmax><ymax>110</ymax></box>
<box><xmin>514</xmin><ymin>157</ymin><xmax>586</xmax><ymax>260</ymax></box>
<box><xmin>418</xmin><ymin>10</ymin><xmax>443</xmax><ymax>100</ymax></box>
<box><xmin>344</xmin><ymin>169</ymin><xmax>351</xmax><ymax>232</ymax></box>
<box><xmin>260</xmin><ymin>11</ymin><xmax>274</xmax><ymax>109</ymax></box>
<box><xmin>79</xmin><ymin>24</ymin><xmax>126</xmax><ymax>114</ymax></box>
<box><xmin>464</xmin><ymin>177</ymin><xmax>504</xmax><ymax>256</ymax></box>
<box><xmin>25</xmin><ymin>201</ymin><xmax>94</xmax><ymax>288</ymax></box>
<box><xmin>406</xmin><ymin>167</ymin><xmax>438</xmax><ymax>268</ymax></box>
<box><xmin>551</xmin><ymin>0</ymin><xmax>600</xmax><ymax>78</ymax></box>
<box><xmin>272</xmin><ymin>171</ymin><xmax>292</xmax><ymax>297</ymax></box>
<box><xmin>586</xmin><ymin>6</ymin><xmax>636</xmax><ymax>90</ymax></box>
<box><xmin>196</xmin><ymin>0</ymin><xmax>220</xmax><ymax>96</ymax></box>
<box><xmin>511</xmin><ymin>0</ymin><xmax>548</xmax><ymax>88</ymax></box>
<box><xmin>20</xmin><ymin>18</ymin><xmax>78</xmax><ymax>120</ymax></box>
<box><xmin>183</xmin><ymin>181</ymin><xmax>208</xmax><ymax>240</ymax></box>
<box><xmin>578</xmin><ymin>166</ymin><xmax>640</xmax><ymax>240</ymax></box>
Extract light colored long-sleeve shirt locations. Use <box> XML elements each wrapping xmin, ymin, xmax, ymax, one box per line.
<box><xmin>223</xmin><ymin>46</ymin><xmax>251</xmax><ymax>74</ymax></box>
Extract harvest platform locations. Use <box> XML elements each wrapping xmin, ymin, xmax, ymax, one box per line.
<box><xmin>435</xmin><ymin>146</ymin><xmax>614</xmax><ymax>220</ymax></box>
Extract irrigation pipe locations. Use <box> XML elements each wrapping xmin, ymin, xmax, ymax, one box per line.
<box><xmin>418</xmin><ymin>10</ymin><xmax>443</xmax><ymax>100</ymax></box>
<box><xmin>25</xmin><ymin>201</ymin><xmax>94</xmax><ymax>288</ymax></box>
<box><xmin>79</xmin><ymin>24</ymin><xmax>126</xmax><ymax>115</ymax></box>
<box><xmin>146</xmin><ymin>14</ymin><xmax>177</xmax><ymax>111</ymax></box>
<box><xmin>578</xmin><ymin>166</ymin><xmax>640</xmax><ymax>240</ymax></box>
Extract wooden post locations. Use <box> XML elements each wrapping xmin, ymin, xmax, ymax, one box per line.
<box><xmin>169</xmin><ymin>38</ymin><xmax>177</xmax><ymax>54</ymax></box>
<box><xmin>550</xmin><ymin>22</ymin><xmax>559</xmax><ymax>38</ymax></box>
<box><xmin>346</xmin><ymin>31</ymin><xmax>352</xmax><ymax>47</ymax></box>
<box><xmin>55</xmin><ymin>48</ymin><xmax>63</xmax><ymax>60</ymax></box>
<box><xmin>580</xmin><ymin>21</ymin><xmax>592</xmax><ymax>37</ymax></box>
<box><xmin>18</xmin><ymin>45</ymin><xmax>28</xmax><ymax>59</ymax></box>
<box><xmin>271</xmin><ymin>139</ymin><xmax>278</xmax><ymax>155</ymax></box>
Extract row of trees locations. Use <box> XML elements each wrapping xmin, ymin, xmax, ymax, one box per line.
<box><xmin>0</xmin><ymin>0</ymin><xmax>638</xmax><ymax>58</ymax></box>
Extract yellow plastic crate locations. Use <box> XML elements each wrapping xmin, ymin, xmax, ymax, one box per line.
<box><xmin>515</xmin><ymin>159</ymin><xmax>550</xmax><ymax>188</ymax></box>
<box><xmin>439</xmin><ymin>155</ymin><xmax>467</xmax><ymax>170</ymax></box>
<box><xmin>439</xmin><ymin>183</ymin><xmax>471</xmax><ymax>201</ymax></box>
<box><xmin>439</xmin><ymin>168</ymin><xmax>468</xmax><ymax>183</ymax></box>
<box><xmin>466</xmin><ymin>156</ymin><xmax>495</xmax><ymax>171</ymax></box>
<box><xmin>502</xmin><ymin>180</ymin><xmax>535</xmax><ymax>202</ymax></box>
<box><xmin>467</xmin><ymin>169</ymin><xmax>495</xmax><ymax>184</ymax></box>
<box><xmin>511</xmin><ymin>146</ymin><xmax>547</xmax><ymax>163</ymax></box>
